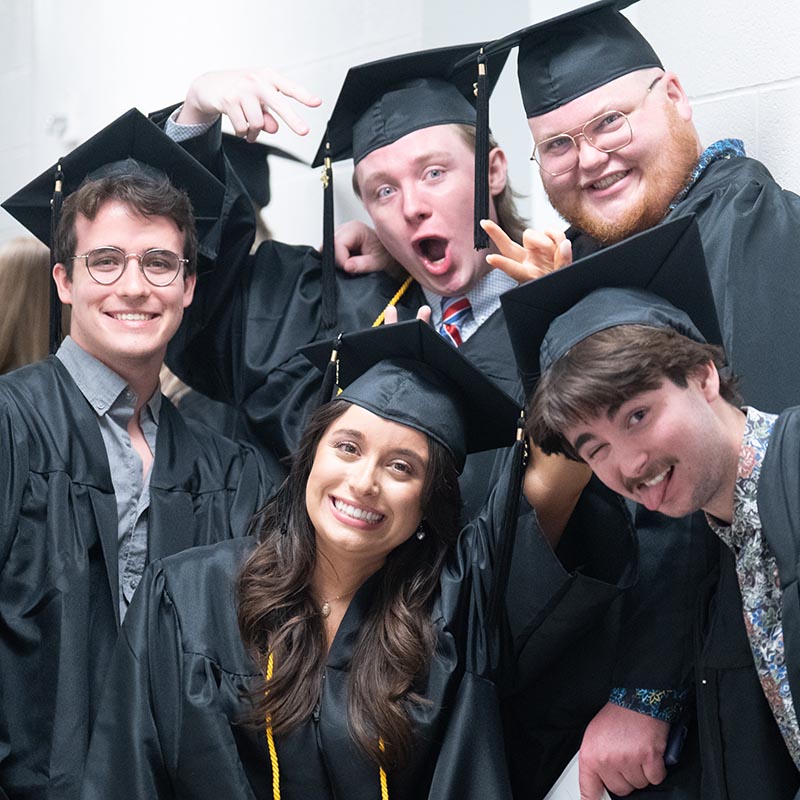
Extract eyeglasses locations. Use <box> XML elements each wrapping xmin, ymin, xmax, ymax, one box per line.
<box><xmin>531</xmin><ymin>76</ymin><xmax>664</xmax><ymax>177</ymax></box>
<box><xmin>71</xmin><ymin>247</ymin><xmax>188</xmax><ymax>287</ymax></box>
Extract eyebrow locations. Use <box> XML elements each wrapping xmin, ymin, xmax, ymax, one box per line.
<box><xmin>572</xmin><ymin>432</ymin><xmax>595</xmax><ymax>455</ymax></box>
<box><xmin>359</xmin><ymin>150</ymin><xmax>453</xmax><ymax>191</ymax></box>
<box><xmin>329</xmin><ymin>428</ymin><xmax>427</xmax><ymax>465</ymax></box>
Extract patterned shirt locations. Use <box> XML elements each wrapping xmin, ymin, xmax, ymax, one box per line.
<box><xmin>706</xmin><ymin>406</ymin><xmax>800</xmax><ymax>768</ymax></box>
<box><xmin>669</xmin><ymin>138</ymin><xmax>747</xmax><ymax>210</ymax></box>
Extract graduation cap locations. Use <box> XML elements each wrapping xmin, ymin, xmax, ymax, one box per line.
<box><xmin>301</xmin><ymin>319</ymin><xmax>520</xmax><ymax>473</ymax></box>
<box><xmin>2</xmin><ymin>108</ymin><xmax>226</xmax><ymax>353</ymax></box>
<box><xmin>302</xmin><ymin>318</ymin><xmax>525</xmax><ymax>639</ymax></box>
<box><xmin>310</xmin><ymin>43</ymin><xmax>511</xmax><ymax>330</ymax></box>
<box><xmin>221</xmin><ymin>133</ymin><xmax>306</xmax><ymax>210</ymax></box>
<box><xmin>476</xmin><ymin>0</ymin><xmax>662</xmax><ymax>118</ymax></box>
<box><xmin>500</xmin><ymin>214</ymin><xmax>723</xmax><ymax>398</ymax></box>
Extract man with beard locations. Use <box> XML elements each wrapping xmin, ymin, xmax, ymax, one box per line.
<box><xmin>477</xmin><ymin>2</ymin><xmax>800</xmax><ymax>798</ymax></box>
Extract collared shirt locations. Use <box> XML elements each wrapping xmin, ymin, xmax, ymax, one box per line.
<box><xmin>670</xmin><ymin>138</ymin><xmax>747</xmax><ymax>210</ymax></box>
<box><xmin>706</xmin><ymin>406</ymin><xmax>800</xmax><ymax>768</ymax></box>
<box><xmin>422</xmin><ymin>269</ymin><xmax>518</xmax><ymax>344</ymax></box>
<box><xmin>56</xmin><ymin>337</ymin><xmax>161</xmax><ymax>623</ymax></box>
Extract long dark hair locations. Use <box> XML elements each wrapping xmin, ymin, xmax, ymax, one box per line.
<box><xmin>237</xmin><ymin>399</ymin><xmax>461</xmax><ymax>768</ymax></box>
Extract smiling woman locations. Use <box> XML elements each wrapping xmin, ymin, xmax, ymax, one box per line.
<box><xmin>82</xmin><ymin>320</ymin><xmax>637</xmax><ymax>799</ymax></box>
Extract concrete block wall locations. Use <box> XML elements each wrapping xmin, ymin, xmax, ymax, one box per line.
<box><xmin>1</xmin><ymin>0</ymin><xmax>797</xmax><ymax>247</ymax></box>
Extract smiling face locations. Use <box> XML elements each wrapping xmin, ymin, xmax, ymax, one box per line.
<box><xmin>354</xmin><ymin>124</ymin><xmax>507</xmax><ymax>297</ymax></box>
<box><xmin>52</xmin><ymin>199</ymin><xmax>196</xmax><ymax>381</ymax></box>
<box><xmin>305</xmin><ymin>403</ymin><xmax>429</xmax><ymax>572</ymax></box>
<box><xmin>563</xmin><ymin>364</ymin><xmax>742</xmax><ymax>521</ymax></box>
<box><xmin>529</xmin><ymin>69</ymin><xmax>701</xmax><ymax>244</ymax></box>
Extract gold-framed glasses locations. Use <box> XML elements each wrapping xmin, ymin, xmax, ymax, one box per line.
<box><xmin>71</xmin><ymin>247</ymin><xmax>187</xmax><ymax>286</ymax></box>
<box><xmin>532</xmin><ymin>76</ymin><xmax>663</xmax><ymax>176</ymax></box>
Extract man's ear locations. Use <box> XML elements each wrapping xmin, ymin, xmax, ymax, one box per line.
<box><xmin>52</xmin><ymin>263</ymin><xmax>73</xmax><ymax>304</ymax></box>
<box><xmin>696</xmin><ymin>360</ymin><xmax>720</xmax><ymax>402</ymax></box>
<box><xmin>488</xmin><ymin>146</ymin><xmax>508</xmax><ymax>198</ymax></box>
<box><xmin>662</xmin><ymin>71</ymin><xmax>693</xmax><ymax>122</ymax></box>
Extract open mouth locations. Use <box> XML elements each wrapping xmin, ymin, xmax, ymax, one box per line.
<box><xmin>632</xmin><ymin>465</ymin><xmax>674</xmax><ymax>511</ymax></box>
<box><xmin>414</xmin><ymin>236</ymin><xmax>448</xmax><ymax>265</ymax></box>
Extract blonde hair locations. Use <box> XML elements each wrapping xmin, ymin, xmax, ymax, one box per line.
<box><xmin>0</xmin><ymin>237</ymin><xmax>64</xmax><ymax>374</ymax></box>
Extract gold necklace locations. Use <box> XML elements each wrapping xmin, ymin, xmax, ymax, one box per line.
<box><xmin>319</xmin><ymin>585</ymin><xmax>360</xmax><ymax>618</ymax></box>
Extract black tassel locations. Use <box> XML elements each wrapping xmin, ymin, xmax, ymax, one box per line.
<box><xmin>473</xmin><ymin>52</ymin><xmax>490</xmax><ymax>251</ymax></box>
<box><xmin>48</xmin><ymin>162</ymin><xmax>65</xmax><ymax>354</ymax></box>
<box><xmin>486</xmin><ymin>413</ymin><xmax>527</xmax><ymax>637</ymax></box>
<box><xmin>315</xmin><ymin>332</ymin><xmax>343</xmax><ymax>408</ymax></box>
<box><xmin>320</xmin><ymin>141</ymin><xmax>338</xmax><ymax>330</ymax></box>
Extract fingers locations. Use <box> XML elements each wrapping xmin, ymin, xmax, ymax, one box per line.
<box><xmin>555</xmin><ymin>238</ymin><xmax>573</xmax><ymax>269</ymax></box>
<box><xmin>485</xmin><ymin>253</ymin><xmax>539</xmax><ymax>284</ymax></box>
<box><xmin>578</xmin><ymin>766</ymin><xmax>609</xmax><ymax>800</ymax></box>
<box><xmin>383</xmin><ymin>305</ymin><xmax>399</xmax><ymax>325</ymax></box>
<box><xmin>480</xmin><ymin>219</ymin><xmax>525</xmax><ymax>259</ymax></box>
<box><xmin>416</xmin><ymin>305</ymin><xmax>432</xmax><ymax>324</ymax></box>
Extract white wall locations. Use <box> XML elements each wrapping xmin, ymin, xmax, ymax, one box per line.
<box><xmin>1</xmin><ymin>0</ymin><xmax>798</xmax><ymax>245</ymax></box>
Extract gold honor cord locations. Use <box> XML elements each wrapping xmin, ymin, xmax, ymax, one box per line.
<box><xmin>371</xmin><ymin>277</ymin><xmax>415</xmax><ymax>327</ymax></box>
<box><xmin>264</xmin><ymin>652</ymin><xmax>391</xmax><ymax>799</ymax></box>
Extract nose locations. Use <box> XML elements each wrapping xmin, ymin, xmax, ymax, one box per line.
<box><xmin>348</xmin><ymin>460</ymin><xmax>379</xmax><ymax>497</ymax></box>
<box><xmin>618</xmin><ymin>447</ymin><xmax>650</xmax><ymax>491</ymax></box>
<box><xmin>575</xmin><ymin>134</ymin><xmax>609</xmax><ymax>172</ymax></box>
<box><xmin>401</xmin><ymin>184</ymin><xmax>432</xmax><ymax>224</ymax></box>
<box><xmin>115</xmin><ymin>255</ymin><xmax>151</xmax><ymax>298</ymax></box>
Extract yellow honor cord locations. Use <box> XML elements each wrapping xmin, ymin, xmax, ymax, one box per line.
<box><xmin>264</xmin><ymin>654</ymin><xmax>390</xmax><ymax>798</ymax></box>
<box><xmin>265</xmin><ymin>652</ymin><xmax>281</xmax><ymax>800</ymax></box>
<box><xmin>371</xmin><ymin>277</ymin><xmax>415</xmax><ymax>327</ymax></box>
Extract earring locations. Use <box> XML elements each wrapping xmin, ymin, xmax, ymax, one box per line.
<box><xmin>416</xmin><ymin>523</ymin><xmax>426</xmax><ymax>541</ymax></box>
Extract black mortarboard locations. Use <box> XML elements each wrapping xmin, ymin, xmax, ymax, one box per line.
<box><xmin>221</xmin><ymin>133</ymin><xmax>306</xmax><ymax>210</ymax></box>
<box><xmin>310</xmin><ymin>44</ymin><xmax>511</xmax><ymax>330</ymax></box>
<box><xmin>2</xmin><ymin>108</ymin><xmax>225</xmax><ymax>353</ymax></box>
<box><xmin>500</xmin><ymin>215</ymin><xmax>723</xmax><ymax>398</ymax></box>
<box><xmin>301</xmin><ymin>319</ymin><xmax>520</xmax><ymax>473</ymax></box>
<box><xmin>478</xmin><ymin>0</ymin><xmax>662</xmax><ymax>117</ymax></box>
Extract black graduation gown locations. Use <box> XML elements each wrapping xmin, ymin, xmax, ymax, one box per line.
<box><xmin>81</xmin><ymin>467</ymin><xmax>636</xmax><ymax>800</ymax></box>
<box><xmin>569</xmin><ymin>157</ymin><xmax>800</xmax><ymax>797</ymax></box>
<box><xmin>0</xmin><ymin>358</ymin><xmax>272</xmax><ymax>800</ymax></box>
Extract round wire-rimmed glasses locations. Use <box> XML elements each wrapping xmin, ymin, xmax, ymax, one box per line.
<box><xmin>71</xmin><ymin>246</ymin><xmax>188</xmax><ymax>286</ymax></box>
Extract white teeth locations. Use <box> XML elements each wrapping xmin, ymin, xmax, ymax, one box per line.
<box><xmin>114</xmin><ymin>313</ymin><xmax>153</xmax><ymax>321</ymax></box>
<box><xmin>592</xmin><ymin>172</ymin><xmax>625</xmax><ymax>190</ymax></box>
<box><xmin>643</xmin><ymin>468</ymin><xmax>670</xmax><ymax>488</ymax></box>
<box><xmin>333</xmin><ymin>499</ymin><xmax>383</xmax><ymax>524</ymax></box>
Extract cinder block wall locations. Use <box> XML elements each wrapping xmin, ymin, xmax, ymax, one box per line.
<box><xmin>1</xmin><ymin>0</ymin><xmax>797</xmax><ymax>246</ymax></box>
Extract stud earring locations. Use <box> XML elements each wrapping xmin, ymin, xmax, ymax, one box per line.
<box><xmin>416</xmin><ymin>523</ymin><xmax>426</xmax><ymax>541</ymax></box>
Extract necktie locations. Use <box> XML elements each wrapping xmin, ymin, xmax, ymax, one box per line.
<box><xmin>438</xmin><ymin>296</ymin><xmax>472</xmax><ymax>347</ymax></box>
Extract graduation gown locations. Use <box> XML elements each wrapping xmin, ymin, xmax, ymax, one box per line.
<box><xmin>81</xmin><ymin>467</ymin><xmax>636</xmax><ymax>800</ymax></box>
<box><xmin>0</xmin><ymin>357</ymin><xmax>272</xmax><ymax>800</ymax></box>
<box><xmin>569</xmin><ymin>155</ymin><xmax>800</xmax><ymax>711</ymax></box>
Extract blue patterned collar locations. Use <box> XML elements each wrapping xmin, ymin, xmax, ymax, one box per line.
<box><xmin>670</xmin><ymin>138</ymin><xmax>746</xmax><ymax>209</ymax></box>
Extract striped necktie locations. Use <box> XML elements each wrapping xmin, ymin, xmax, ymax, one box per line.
<box><xmin>438</xmin><ymin>296</ymin><xmax>472</xmax><ymax>347</ymax></box>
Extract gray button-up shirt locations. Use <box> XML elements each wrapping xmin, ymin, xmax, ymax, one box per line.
<box><xmin>56</xmin><ymin>337</ymin><xmax>160</xmax><ymax>622</ymax></box>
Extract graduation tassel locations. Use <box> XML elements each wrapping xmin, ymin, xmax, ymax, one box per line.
<box><xmin>48</xmin><ymin>161</ymin><xmax>65</xmax><ymax>354</ymax></box>
<box><xmin>485</xmin><ymin>412</ymin><xmax>528</xmax><ymax>638</ymax></box>
<box><xmin>320</xmin><ymin>140</ymin><xmax>338</xmax><ymax>330</ymax></box>
<box><xmin>473</xmin><ymin>51</ymin><xmax>490</xmax><ymax>251</ymax></box>
<box><xmin>315</xmin><ymin>332</ymin><xmax>342</xmax><ymax>408</ymax></box>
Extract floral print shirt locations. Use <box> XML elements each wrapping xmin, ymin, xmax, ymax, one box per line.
<box><xmin>706</xmin><ymin>406</ymin><xmax>800</xmax><ymax>768</ymax></box>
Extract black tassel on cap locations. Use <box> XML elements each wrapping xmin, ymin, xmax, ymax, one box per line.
<box><xmin>485</xmin><ymin>413</ymin><xmax>527</xmax><ymax>638</ymax></box>
<box><xmin>315</xmin><ymin>332</ymin><xmax>343</xmax><ymax>408</ymax></box>
<box><xmin>48</xmin><ymin>161</ymin><xmax>65</xmax><ymax>354</ymax></box>
<box><xmin>473</xmin><ymin>51</ymin><xmax>490</xmax><ymax>250</ymax></box>
<box><xmin>320</xmin><ymin>140</ymin><xmax>338</xmax><ymax>330</ymax></box>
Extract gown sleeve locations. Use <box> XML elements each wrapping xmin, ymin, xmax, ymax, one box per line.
<box><xmin>81</xmin><ymin>563</ymin><xmax>182</xmax><ymax>799</ymax></box>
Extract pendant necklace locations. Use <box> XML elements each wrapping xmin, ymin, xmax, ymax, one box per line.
<box><xmin>319</xmin><ymin>585</ymin><xmax>360</xmax><ymax>618</ymax></box>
